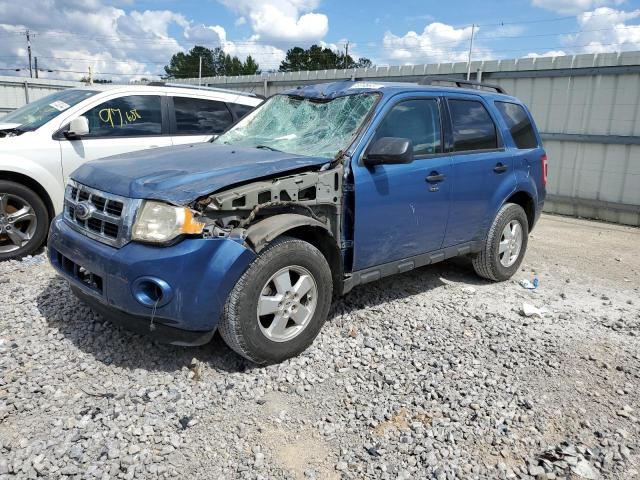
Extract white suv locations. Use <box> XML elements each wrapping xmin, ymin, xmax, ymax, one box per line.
<box><xmin>0</xmin><ymin>83</ymin><xmax>262</xmax><ymax>260</ymax></box>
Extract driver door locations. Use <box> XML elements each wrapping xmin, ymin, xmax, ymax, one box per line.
<box><xmin>58</xmin><ymin>94</ymin><xmax>172</xmax><ymax>182</ymax></box>
<box><xmin>351</xmin><ymin>95</ymin><xmax>452</xmax><ymax>270</ymax></box>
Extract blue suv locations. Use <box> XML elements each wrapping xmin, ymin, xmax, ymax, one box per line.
<box><xmin>48</xmin><ymin>78</ymin><xmax>547</xmax><ymax>364</ymax></box>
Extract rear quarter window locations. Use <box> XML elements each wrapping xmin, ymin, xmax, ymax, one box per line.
<box><xmin>495</xmin><ymin>101</ymin><xmax>538</xmax><ymax>149</ymax></box>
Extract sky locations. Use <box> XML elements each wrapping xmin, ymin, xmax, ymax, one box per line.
<box><xmin>0</xmin><ymin>0</ymin><xmax>639</xmax><ymax>81</ymax></box>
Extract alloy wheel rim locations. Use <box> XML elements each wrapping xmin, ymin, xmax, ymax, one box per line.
<box><xmin>498</xmin><ymin>220</ymin><xmax>523</xmax><ymax>267</ymax></box>
<box><xmin>257</xmin><ymin>265</ymin><xmax>318</xmax><ymax>343</ymax></box>
<box><xmin>0</xmin><ymin>193</ymin><xmax>37</xmax><ymax>254</ymax></box>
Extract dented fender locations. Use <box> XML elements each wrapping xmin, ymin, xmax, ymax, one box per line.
<box><xmin>245</xmin><ymin>214</ymin><xmax>331</xmax><ymax>253</ymax></box>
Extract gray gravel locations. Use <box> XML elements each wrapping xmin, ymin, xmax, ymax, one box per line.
<box><xmin>1</xmin><ymin>214</ymin><xmax>639</xmax><ymax>479</ymax></box>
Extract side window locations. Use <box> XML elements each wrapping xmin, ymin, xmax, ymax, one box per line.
<box><xmin>230</xmin><ymin>102</ymin><xmax>256</xmax><ymax>120</ymax></box>
<box><xmin>82</xmin><ymin>95</ymin><xmax>162</xmax><ymax>137</ymax></box>
<box><xmin>495</xmin><ymin>101</ymin><xmax>538</xmax><ymax>149</ymax></box>
<box><xmin>373</xmin><ymin>99</ymin><xmax>442</xmax><ymax>156</ymax></box>
<box><xmin>448</xmin><ymin>99</ymin><xmax>498</xmax><ymax>152</ymax></box>
<box><xmin>173</xmin><ymin>97</ymin><xmax>233</xmax><ymax>135</ymax></box>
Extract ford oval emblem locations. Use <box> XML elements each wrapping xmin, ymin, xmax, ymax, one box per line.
<box><xmin>74</xmin><ymin>201</ymin><xmax>95</xmax><ymax>221</ymax></box>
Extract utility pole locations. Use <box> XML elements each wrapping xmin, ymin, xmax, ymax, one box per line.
<box><xmin>344</xmin><ymin>41</ymin><xmax>349</xmax><ymax>69</ymax></box>
<box><xmin>26</xmin><ymin>30</ymin><xmax>33</xmax><ymax>78</ymax></box>
<box><xmin>198</xmin><ymin>55</ymin><xmax>202</xmax><ymax>87</ymax></box>
<box><xmin>88</xmin><ymin>66</ymin><xmax>93</xmax><ymax>85</ymax></box>
<box><xmin>466</xmin><ymin>23</ymin><xmax>475</xmax><ymax>81</ymax></box>
<box><xmin>34</xmin><ymin>57</ymin><xmax>38</xmax><ymax>78</ymax></box>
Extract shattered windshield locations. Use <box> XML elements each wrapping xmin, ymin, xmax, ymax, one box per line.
<box><xmin>215</xmin><ymin>93</ymin><xmax>379</xmax><ymax>158</ymax></box>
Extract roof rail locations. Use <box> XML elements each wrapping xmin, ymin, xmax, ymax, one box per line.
<box><xmin>418</xmin><ymin>76</ymin><xmax>507</xmax><ymax>94</ymax></box>
<box><xmin>146</xmin><ymin>81</ymin><xmax>264</xmax><ymax>98</ymax></box>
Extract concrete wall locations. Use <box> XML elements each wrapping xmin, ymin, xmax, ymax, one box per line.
<box><xmin>0</xmin><ymin>75</ymin><xmax>84</xmax><ymax>117</ymax></box>
<box><xmin>1</xmin><ymin>51</ymin><xmax>639</xmax><ymax>225</ymax></box>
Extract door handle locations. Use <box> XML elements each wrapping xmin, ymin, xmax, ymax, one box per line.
<box><xmin>493</xmin><ymin>163</ymin><xmax>508</xmax><ymax>173</ymax></box>
<box><xmin>426</xmin><ymin>172</ymin><xmax>445</xmax><ymax>183</ymax></box>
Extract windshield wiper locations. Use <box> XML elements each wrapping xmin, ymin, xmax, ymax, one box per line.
<box><xmin>255</xmin><ymin>145</ymin><xmax>282</xmax><ymax>152</ymax></box>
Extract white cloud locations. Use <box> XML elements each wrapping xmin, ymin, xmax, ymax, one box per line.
<box><xmin>524</xmin><ymin>50</ymin><xmax>568</xmax><ymax>58</ymax></box>
<box><xmin>218</xmin><ymin>0</ymin><xmax>328</xmax><ymax>43</ymax></box>
<box><xmin>0</xmin><ymin>0</ymin><xmax>297</xmax><ymax>80</ymax></box>
<box><xmin>531</xmin><ymin>0</ymin><xmax>624</xmax><ymax>14</ymax></box>
<box><xmin>0</xmin><ymin>1</ymin><xmax>188</xmax><ymax>81</ymax></box>
<box><xmin>565</xmin><ymin>7</ymin><xmax>640</xmax><ymax>53</ymax></box>
<box><xmin>380</xmin><ymin>22</ymin><xmax>491</xmax><ymax>64</ymax></box>
<box><xmin>183</xmin><ymin>23</ymin><xmax>287</xmax><ymax>71</ymax></box>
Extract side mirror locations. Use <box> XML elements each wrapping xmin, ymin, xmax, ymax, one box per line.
<box><xmin>363</xmin><ymin>137</ymin><xmax>413</xmax><ymax>166</ymax></box>
<box><xmin>65</xmin><ymin>116</ymin><xmax>89</xmax><ymax>139</ymax></box>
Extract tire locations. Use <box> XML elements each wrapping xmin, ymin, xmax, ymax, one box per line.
<box><xmin>0</xmin><ymin>181</ymin><xmax>49</xmax><ymax>261</ymax></box>
<box><xmin>472</xmin><ymin>203</ymin><xmax>528</xmax><ymax>282</ymax></box>
<box><xmin>219</xmin><ymin>236</ymin><xmax>333</xmax><ymax>365</ymax></box>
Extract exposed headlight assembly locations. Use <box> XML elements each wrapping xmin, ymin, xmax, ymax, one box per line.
<box><xmin>132</xmin><ymin>201</ymin><xmax>205</xmax><ymax>244</ymax></box>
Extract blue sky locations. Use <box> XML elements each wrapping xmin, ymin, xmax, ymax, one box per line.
<box><xmin>1</xmin><ymin>0</ymin><xmax>639</xmax><ymax>80</ymax></box>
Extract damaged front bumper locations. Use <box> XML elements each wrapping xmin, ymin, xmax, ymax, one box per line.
<box><xmin>47</xmin><ymin>215</ymin><xmax>257</xmax><ymax>346</ymax></box>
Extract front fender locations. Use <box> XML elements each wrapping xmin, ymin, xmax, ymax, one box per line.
<box><xmin>0</xmin><ymin>155</ymin><xmax>64</xmax><ymax>215</ymax></box>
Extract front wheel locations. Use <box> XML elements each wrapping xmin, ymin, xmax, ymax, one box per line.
<box><xmin>218</xmin><ymin>236</ymin><xmax>333</xmax><ymax>365</ymax></box>
<box><xmin>472</xmin><ymin>203</ymin><xmax>528</xmax><ymax>281</ymax></box>
<box><xmin>0</xmin><ymin>181</ymin><xmax>49</xmax><ymax>261</ymax></box>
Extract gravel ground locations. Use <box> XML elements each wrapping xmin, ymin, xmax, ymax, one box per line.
<box><xmin>0</xmin><ymin>213</ymin><xmax>639</xmax><ymax>480</ymax></box>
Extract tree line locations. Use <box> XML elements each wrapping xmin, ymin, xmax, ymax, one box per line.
<box><xmin>163</xmin><ymin>45</ymin><xmax>373</xmax><ymax>79</ymax></box>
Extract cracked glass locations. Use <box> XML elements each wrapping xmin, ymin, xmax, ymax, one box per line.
<box><xmin>215</xmin><ymin>93</ymin><xmax>379</xmax><ymax>158</ymax></box>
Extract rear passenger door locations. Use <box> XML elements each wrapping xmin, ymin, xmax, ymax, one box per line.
<box><xmin>169</xmin><ymin>96</ymin><xmax>235</xmax><ymax>145</ymax></box>
<box><xmin>441</xmin><ymin>95</ymin><xmax>516</xmax><ymax>247</ymax></box>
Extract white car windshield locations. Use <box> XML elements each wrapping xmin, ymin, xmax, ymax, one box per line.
<box><xmin>2</xmin><ymin>89</ymin><xmax>99</xmax><ymax>131</ymax></box>
<box><xmin>215</xmin><ymin>93</ymin><xmax>379</xmax><ymax>158</ymax></box>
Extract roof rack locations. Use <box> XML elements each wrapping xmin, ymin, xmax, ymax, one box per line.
<box><xmin>146</xmin><ymin>81</ymin><xmax>264</xmax><ymax>99</ymax></box>
<box><xmin>418</xmin><ymin>76</ymin><xmax>507</xmax><ymax>94</ymax></box>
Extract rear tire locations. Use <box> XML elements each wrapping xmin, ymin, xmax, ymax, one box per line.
<box><xmin>218</xmin><ymin>236</ymin><xmax>333</xmax><ymax>365</ymax></box>
<box><xmin>0</xmin><ymin>181</ymin><xmax>49</xmax><ymax>261</ymax></box>
<box><xmin>472</xmin><ymin>203</ymin><xmax>528</xmax><ymax>281</ymax></box>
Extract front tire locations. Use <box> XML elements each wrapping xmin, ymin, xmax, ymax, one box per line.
<box><xmin>472</xmin><ymin>203</ymin><xmax>528</xmax><ymax>281</ymax></box>
<box><xmin>218</xmin><ymin>236</ymin><xmax>333</xmax><ymax>365</ymax></box>
<box><xmin>0</xmin><ymin>181</ymin><xmax>49</xmax><ymax>261</ymax></box>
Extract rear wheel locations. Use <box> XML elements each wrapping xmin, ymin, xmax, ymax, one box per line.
<box><xmin>218</xmin><ymin>236</ymin><xmax>333</xmax><ymax>365</ymax></box>
<box><xmin>0</xmin><ymin>181</ymin><xmax>49</xmax><ymax>261</ymax></box>
<box><xmin>472</xmin><ymin>203</ymin><xmax>528</xmax><ymax>281</ymax></box>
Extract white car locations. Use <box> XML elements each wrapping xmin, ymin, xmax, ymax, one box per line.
<box><xmin>0</xmin><ymin>83</ymin><xmax>262</xmax><ymax>260</ymax></box>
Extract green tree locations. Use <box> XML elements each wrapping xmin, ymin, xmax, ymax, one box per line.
<box><xmin>279</xmin><ymin>45</ymin><xmax>373</xmax><ymax>72</ymax></box>
<box><xmin>164</xmin><ymin>45</ymin><xmax>260</xmax><ymax>78</ymax></box>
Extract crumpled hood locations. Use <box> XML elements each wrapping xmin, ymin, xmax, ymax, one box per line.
<box><xmin>71</xmin><ymin>143</ymin><xmax>330</xmax><ymax>204</ymax></box>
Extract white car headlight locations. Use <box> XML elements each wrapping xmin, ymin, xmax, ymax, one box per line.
<box><xmin>132</xmin><ymin>201</ymin><xmax>205</xmax><ymax>244</ymax></box>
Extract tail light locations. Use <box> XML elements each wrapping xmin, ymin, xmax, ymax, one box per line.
<box><xmin>540</xmin><ymin>154</ymin><xmax>548</xmax><ymax>186</ymax></box>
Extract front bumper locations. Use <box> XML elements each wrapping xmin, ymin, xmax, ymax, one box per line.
<box><xmin>48</xmin><ymin>215</ymin><xmax>256</xmax><ymax>346</ymax></box>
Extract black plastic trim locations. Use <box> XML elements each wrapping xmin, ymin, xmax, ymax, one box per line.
<box><xmin>342</xmin><ymin>240</ymin><xmax>481</xmax><ymax>294</ymax></box>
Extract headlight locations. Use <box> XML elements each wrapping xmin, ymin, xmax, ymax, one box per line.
<box><xmin>132</xmin><ymin>201</ymin><xmax>205</xmax><ymax>244</ymax></box>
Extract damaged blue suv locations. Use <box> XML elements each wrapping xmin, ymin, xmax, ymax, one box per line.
<box><xmin>48</xmin><ymin>78</ymin><xmax>547</xmax><ymax>364</ymax></box>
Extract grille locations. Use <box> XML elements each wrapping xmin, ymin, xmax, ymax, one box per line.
<box><xmin>64</xmin><ymin>181</ymin><xmax>137</xmax><ymax>248</ymax></box>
